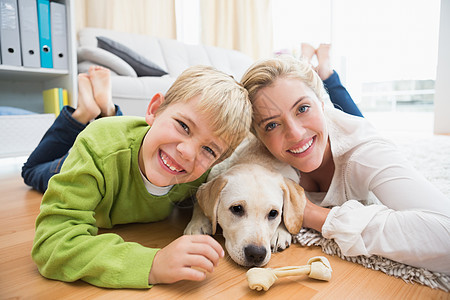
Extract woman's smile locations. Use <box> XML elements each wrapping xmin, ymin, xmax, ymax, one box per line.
<box><xmin>287</xmin><ymin>136</ymin><xmax>315</xmax><ymax>155</ymax></box>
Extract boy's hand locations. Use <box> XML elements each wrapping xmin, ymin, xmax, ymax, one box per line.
<box><xmin>148</xmin><ymin>235</ymin><xmax>224</xmax><ymax>284</ymax></box>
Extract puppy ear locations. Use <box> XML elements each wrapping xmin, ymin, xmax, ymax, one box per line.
<box><xmin>281</xmin><ymin>178</ymin><xmax>307</xmax><ymax>234</ymax></box>
<box><xmin>196</xmin><ymin>176</ymin><xmax>228</xmax><ymax>234</ymax></box>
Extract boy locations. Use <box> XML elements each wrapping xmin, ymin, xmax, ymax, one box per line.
<box><xmin>30</xmin><ymin>65</ymin><xmax>252</xmax><ymax>288</ymax></box>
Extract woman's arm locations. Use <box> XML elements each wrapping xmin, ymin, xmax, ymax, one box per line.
<box><xmin>320</xmin><ymin>142</ymin><xmax>450</xmax><ymax>274</ymax></box>
<box><xmin>302</xmin><ymin>200</ymin><xmax>330</xmax><ymax>232</ymax></box>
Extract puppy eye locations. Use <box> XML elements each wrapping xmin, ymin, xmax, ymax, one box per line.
<box><xmin>230</xmin><ymin>205</ymin><xmax>244</xmax><ymax>216</ymax></box>
<box><xmin>268</xmin><ymin>209</ymin><xmax>279</xmax><ymax>219</ymax></box>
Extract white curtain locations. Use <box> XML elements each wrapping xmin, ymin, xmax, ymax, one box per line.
<box><xmin>75</xmin><ymin>0</ymin><xmax>177</xmax><ymax>39</ymax></box>
<box><xmin>200</xmin><ymin>0</ymin><xmax>273</xmax><ymax>60</ymax></box>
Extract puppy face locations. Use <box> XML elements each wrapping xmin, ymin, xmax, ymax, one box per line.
<box><xmin>218</xmin><ymin>165</ymin><xmax>285</xmax><ymax>267</ymax></box>
<box><xmin>197</xmin><ymin>163</ymin><xmax>304</xmax><ymax>266</ymax></box>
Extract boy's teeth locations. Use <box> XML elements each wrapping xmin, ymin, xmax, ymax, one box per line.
<box><xmin>289</xmin><ymin>138</ymin><xmax>313</xmax><ymax>154</ymax></box>
<box><xmin>161</xmin><ymin>152</ymin><xmax>183</xmax><ymax>172</ymax></box>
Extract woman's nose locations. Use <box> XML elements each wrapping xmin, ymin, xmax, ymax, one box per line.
<box><xmin>284</xmin><ymin>118</ymin><xmax>306</xmax><ymax>141</ymax></box>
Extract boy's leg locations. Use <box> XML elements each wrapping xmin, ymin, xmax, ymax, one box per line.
<box><xmin>72</xmin><ymin>74</ymin><xmax>101</xmax><ymax>123</ymax></box>
<box><xmin>316</xmin><ymin>44</ymin><xmax>364</xmax><ymax>117</ymax></box>
<box><xmin>89</xmin><ymin>66</ymin><xmax>122</xmax><ymax>116</ymax></box>
<box><xmin>21</xmin><ymin>106</ymin><xmax>86</xmax><ymax>192</ymax></box>
<box><xmin>21</xmin><ymin>74</ymin><xmax>100</xmax><ymax>192</ymax></box>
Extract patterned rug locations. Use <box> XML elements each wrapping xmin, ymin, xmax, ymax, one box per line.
<box><xmin>295</xmin><ymin>132</ymin><xmax>450</xmax><ymax>292</ymax></box>
<box><xmin>294</xmin><ymin>228</ymin><xmax>449</xmax><ymax>292</ymax></box>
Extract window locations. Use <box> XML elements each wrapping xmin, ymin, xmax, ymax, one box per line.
<box><xmin>272</xmin><ymin>0</ymin><xmax>441</xmax><ymax>112</ymax></box>
<box><xmin>175</xmin><ymin>0</ymin><xmax>201</xmax><ymax>45</ymax></box>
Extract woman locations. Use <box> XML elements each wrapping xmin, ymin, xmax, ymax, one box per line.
<box><xmin>240</xmin><ymin>53</ymin><xmax>450</xmax><ymax>274</ymax></box>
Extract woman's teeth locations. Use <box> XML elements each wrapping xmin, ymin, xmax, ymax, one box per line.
<box><xmin>289</xmin><ymin>138</ymin><xmax>313</xmax><ymax>154</ymax></box>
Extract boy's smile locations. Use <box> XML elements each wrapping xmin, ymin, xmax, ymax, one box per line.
<box><xmin>139</xmin><ymin>94</ymin><xmax>228</xmax><ymax>187</ymax></box>
<box><xmin>159</xmin><ymin>149</ymin><xmax>185</xmax><ymax>173</ymax></box>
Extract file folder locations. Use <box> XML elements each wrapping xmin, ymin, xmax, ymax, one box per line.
<box><xmin>50</xmin><ymin>1</ymin><xmax>68</xmax><ymax>69</ymax></box>
<box><xmin>0</xmin><ymin>0</ymin><xmax>22</xmax><ymax>66</ymax></box>
<box><xmin>43</xmin><ymin>88</ymin><xmax>61</xmax><ymax>116</ymax></box>
<box><xmin>58</xmin><ymin>87</ymin><xmax>63</xmax><ymax>110</ymax></box>
<box><xmin>62</xmin><ymin>88</ymin><xmax>68</xmax><ymax>106</ymax></box>
<box><xmin>17</xmin><ymin>0</ymin><xmax>41</xmax><ymax>68</ymax></box>
<box><xmin>36</xmin><ymin>0</ymin><xmax>52</xmax><ymax>68</ymax></box>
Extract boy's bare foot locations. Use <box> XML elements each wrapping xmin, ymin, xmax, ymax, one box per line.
<box><xmin>72</xmin><ymin>73</ymin><xmax>101</xmax><ymax>124</ymax></box>
<box><xmin>88</xmin><ymin>65</ymin><xmax>115</xmax><ymax>117</ymax></box>
<box><xmin>301</xmin><ymin>43</ymin><xmax>316</xmax><ymax>64</ymax></box>
<box><xmin>315</xmin><ymin>44</ymin><xmax>334</xmax><ymax>81</ymax></box>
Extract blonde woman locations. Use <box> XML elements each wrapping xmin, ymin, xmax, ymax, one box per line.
<box><xmin>241</xmin><ymin>55</ymin><xmax>450</xmax><ymax>274</ymax></box>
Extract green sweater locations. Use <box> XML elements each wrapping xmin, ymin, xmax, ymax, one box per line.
<box><xmin>31</xmin><ymin>116</ymin><xmax>208</xmax><ymax>289</ymax></box>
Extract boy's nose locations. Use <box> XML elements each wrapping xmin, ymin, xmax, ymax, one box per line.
<box><xmin>177</xmin><ymin>141</ymin><xmax>197</xmax><ymax>161</ymax></box>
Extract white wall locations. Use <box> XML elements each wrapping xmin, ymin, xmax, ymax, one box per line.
<box><xmin>434</xmin><ymin>0</ymin><xmax>450</xmax><ymax>134</ymax></box>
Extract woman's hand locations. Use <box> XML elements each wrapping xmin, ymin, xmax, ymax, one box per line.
<box><xmin>148</xmin><ymin>235</ymin><xmax>224</xmax><ymax>285</ymax></box>
<box><xmin>302</xmin><ymin>197</ymin><xmax>331</xmax><ymax>232</ymax></box>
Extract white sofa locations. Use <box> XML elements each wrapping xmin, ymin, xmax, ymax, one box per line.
<box><xmin>77</xmin><ymin>28</ymin><xmax>254</xmax><ymax>116</ymax></box>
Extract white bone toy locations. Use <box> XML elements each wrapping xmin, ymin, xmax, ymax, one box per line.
<box><xmin>246</xmin><ymin>256</ymin><xmax>332</xmax><ymax>291</ymax></box>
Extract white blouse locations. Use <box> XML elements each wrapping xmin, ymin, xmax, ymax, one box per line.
<box><xmin>308</xmin><ymin>107</ymin><xmax>450</xmax><ymax>274</ymax></box>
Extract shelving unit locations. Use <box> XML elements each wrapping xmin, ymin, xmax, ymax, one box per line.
<box><xmin>0</xmin><ymin>0</ymin><xmax>77</xmax><ymax>158</ymax></box>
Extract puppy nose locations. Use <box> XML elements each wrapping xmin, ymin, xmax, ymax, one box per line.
<box><xmin>244</xmin><ymin>245</ymin><xmax>267</xmax><ymax>266</ymax></box>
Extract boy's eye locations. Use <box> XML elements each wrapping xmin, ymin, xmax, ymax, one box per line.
<box><xmin>177</xmin><ymin>120</ymin><xmax>189</xmax><ymax>134</ymax></box>
<box><xmin>265</xmin><ymin>122</ymin><xmax>278</xmax><ymax>132</ymax></box>
<box><xmin>202</xmin><ymin>146</ymin><xmax>217</xmax><ymax>158</ymax></box>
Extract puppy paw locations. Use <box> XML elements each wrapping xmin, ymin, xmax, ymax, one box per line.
<box><xmin>270</xmin><ymin>224</ymin><xmax>292</xmax><ymax>252</ymax></box>
<box><xmin>184</xmin><ymin>217</ymin><xmax>213</xmax><ymax>235</ymax></box>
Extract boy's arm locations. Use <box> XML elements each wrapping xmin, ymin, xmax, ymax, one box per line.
<box><xmin>149</xmin><ymin>235</ymin><xmax>224</xmax><ymax>284</ymax></box>
<box><xmin>31</xmin><ymin>142</ymin><xmax>157</xmax><ymax>289</ymax></box>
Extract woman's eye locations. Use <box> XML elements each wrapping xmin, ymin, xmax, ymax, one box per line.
<box><xmin>268</xmin><ymin>209</ymin><xmax>279</xmax><ymax>219</ymax></box>
<box><xmin>177</xmin><ymin>120</ymin><xmax>189</xmax><ymax>134</ymax></box>
<box><xmin>202</xmin><ymin>146</ymin><xmax>217</xmax><ymax>158</ymax></box>
<box><xmin>265</xmin><ymin>122</ymin><xmax>278</xmax><ymax>132</ymax></box>
<box><xmin>230</xmin><ymin>205</ymin><xmax>244</xmax><ymax>216</ymax></box>
<box><xmin>297</xmin><ymin>105</ymin><xmax>310</xmax><ymax>114</ymax></box>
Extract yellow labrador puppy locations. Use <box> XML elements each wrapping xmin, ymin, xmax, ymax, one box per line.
<box><xmin>184</xmin><ymin>134</ymin><xmax>306</xmax><ymax>267</ymax></box>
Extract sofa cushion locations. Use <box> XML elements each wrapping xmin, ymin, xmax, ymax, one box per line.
<box><xmin>78</xmin><ymin>28</ymin><xmax>168</xmax><ymax>73</ymax></box>
<box><xmin>111</xmin><ymin>76</ymin><xmax>176</xmax><ymax>116</ymax></box>
<box><xmin>158</xmin><ymin>38</ymin><xmax>212</xmax><ymax>77</ymax></box>
<box><xmin>78</xmin><ymin>61</ymin><xmax>118</xmax><ymax>76</ymax></box>
<box><xmin>96</xmin><ymin>36</ymin><xmax>168</xmax><ymax>77</ymax></box>
<box><xmin>205</xmin><ymin>45</ymin><xmax>254</xmax><ymax>81</ymax></box>
<box><xmin>77</xmin><ymin>46</ymin><xmax>137</xmax><ymax>77</ymax></box>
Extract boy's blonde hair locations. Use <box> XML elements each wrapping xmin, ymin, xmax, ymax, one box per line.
<box><xmin>240</xmin><ymin>55</ymin><xmax>327</xmax><ymax>133</ymax></box>
<box><xmin>157</xmin><ymin>65</ymin><xmax>252</xmax><ymax>161</ymax></box>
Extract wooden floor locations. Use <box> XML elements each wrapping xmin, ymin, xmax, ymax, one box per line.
<box><xmin>1</xmin><ymin>160</ymin><xmax>448</xmax><ymax>300</ymax></box>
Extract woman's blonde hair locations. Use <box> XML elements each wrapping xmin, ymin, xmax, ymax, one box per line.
<box><xmin>157</xmin><ymin>65</ymin><xmax>252</xmax><ymax>161</ymax></box>
<box><xmin>240</xmin><ymin>55</ymin><xmax>327</xmax><ymax>133</ymax></box>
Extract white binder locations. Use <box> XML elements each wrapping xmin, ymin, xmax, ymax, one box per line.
<box><xmin>50</xmin><ymin>1</ymin><xmax>68</xmax><ymax>70</ymax></box>
<box><xmin>0</xmin><ymin>0</ymin><xmax>22</xmax><ymax>66</ymax></box>
<box><xmin>18</xmin><ymin>0</ymin><xmax>40</xmax><ymax>68</ymax></box>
